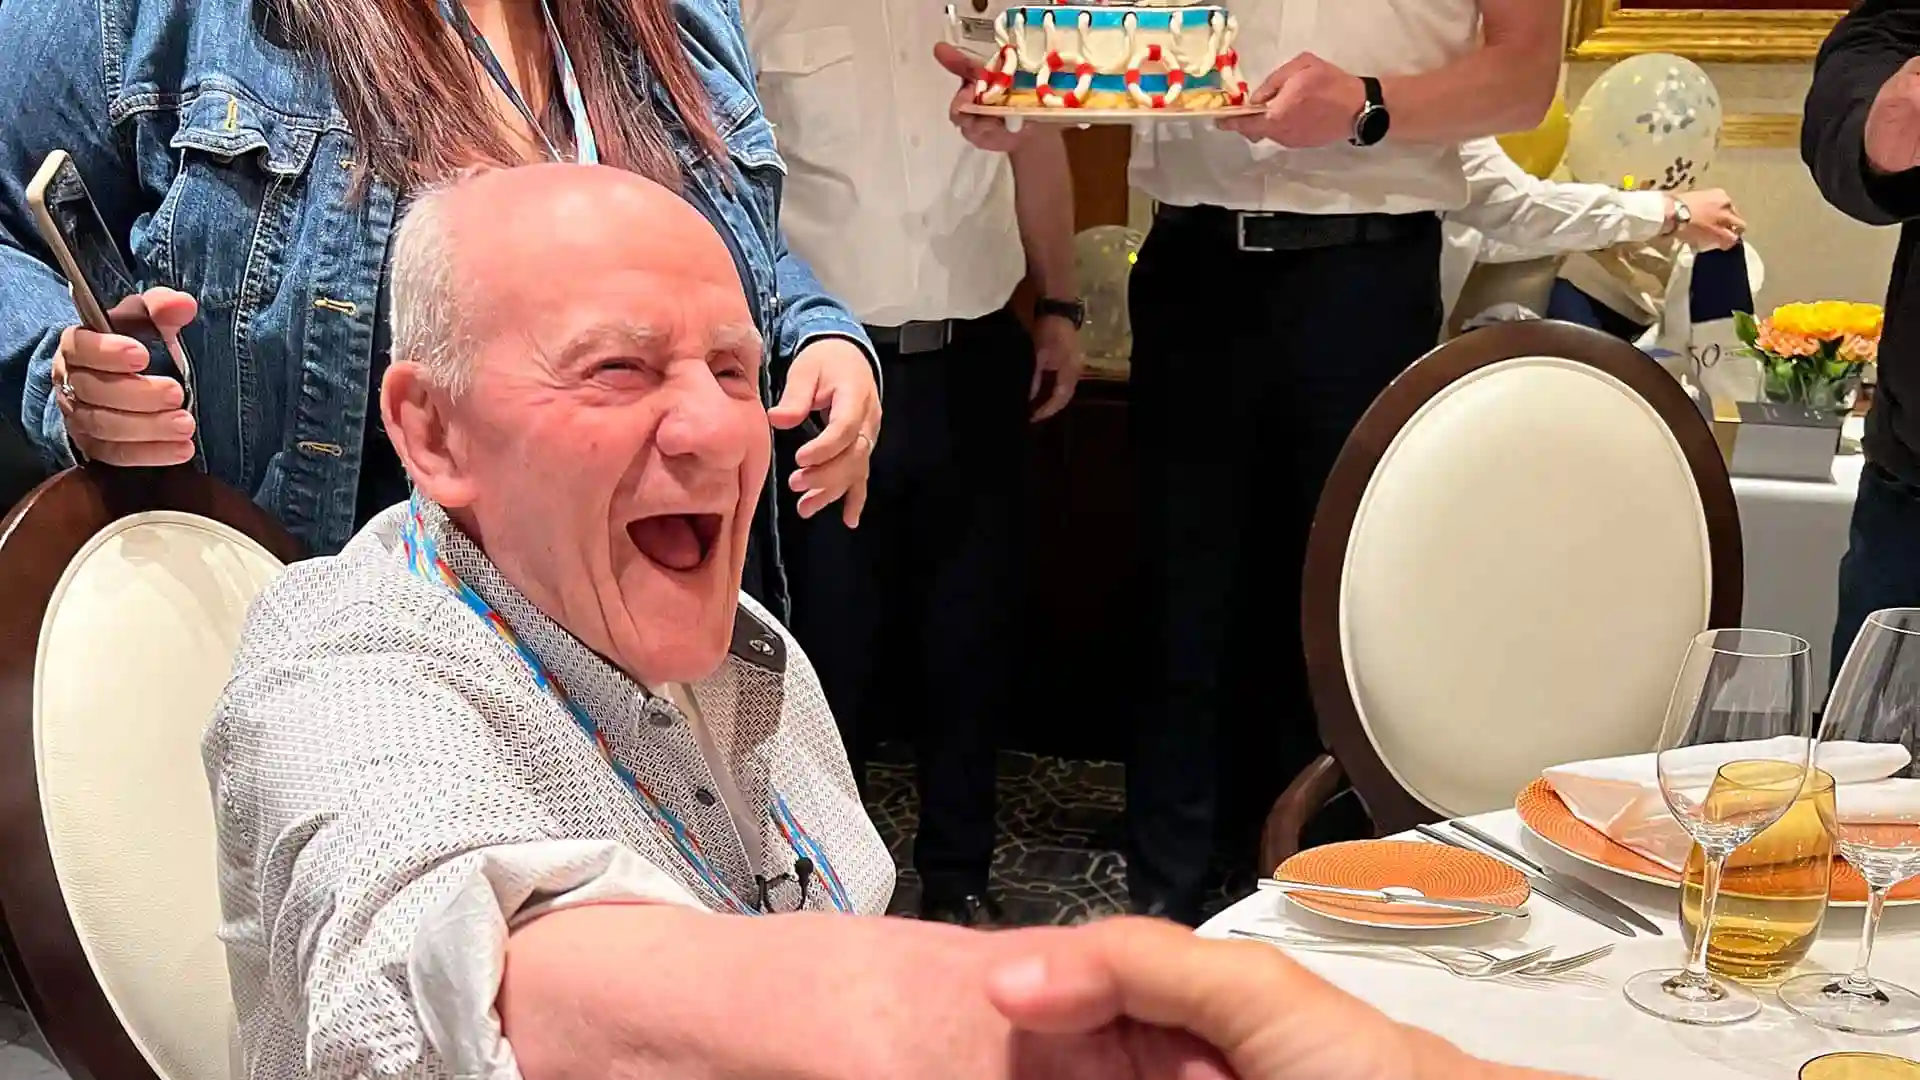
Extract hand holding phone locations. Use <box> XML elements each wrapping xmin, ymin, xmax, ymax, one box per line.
<box><xmin>26</xmin><ymin>150</ymin><xmax>198</xmax><ymax>466</ymax></box>
<box><xmin>54</xmin><ymin>290</ymin><xmax>199</xmax><ymax>466</ymax></box>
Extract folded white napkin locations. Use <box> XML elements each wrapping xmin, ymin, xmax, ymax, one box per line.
<box><xmin>1543</xmin><ymin>739</ymin><xmax>1912</xmax><ymax>871</ymax></box>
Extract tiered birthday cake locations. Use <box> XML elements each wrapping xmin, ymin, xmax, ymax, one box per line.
<box><xmin>954</xmin><ymin>1</ymin><xmax>1247</xmax><ymax>112</ymax></box>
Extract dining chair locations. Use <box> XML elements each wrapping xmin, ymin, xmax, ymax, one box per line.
<box><xmin>1261</xmin><ymin>320</ymin><xmax>1743</xmax><ymax>869</ymax></box>
<box><xmin>0</xmin><ymin>465</ymin><xmax>301</xmax><ymax>1080</ymax></box>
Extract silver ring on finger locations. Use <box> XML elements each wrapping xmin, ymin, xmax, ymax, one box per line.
<box><xmin>855</xmin><ymin>432</ymin><xmax>875</xmax><ymax>454</ymax></box>
<box><xmin>58</xmin><ymin>377</ymin><xmax>77</xmax><ymax>400</ymax></box>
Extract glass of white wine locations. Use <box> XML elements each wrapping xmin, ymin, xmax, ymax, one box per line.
<box><xmin>1780</xmin><ymin>610</ymin><xmax>1920</xmax><ymax>1036</ymax></box>
<box><xmin>1622</xmin><ymin>628</ymin><xmax>1814</xmax><ymax>1026</ymax></box>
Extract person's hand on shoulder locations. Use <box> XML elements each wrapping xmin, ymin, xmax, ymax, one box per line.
<box><xmin>1219</xmin><ymin>53</ymin><xmax>1367</xmax><ymax>149</ymax></box>
<box><xmin>769</xmin><ymin>337</ymin><xmax>881</xmax><ymax>527</ymax></box>
<box><xmin>1671</xmin><ymin>189</ymin><xmax>1746</xmax><ymax>251</ymax></box>
<box><xmin>1865</xmin><ymin>56</ymin><xmax>1920</xmax><ymax>176</ymax></box>
<box><xmin>936</xmin><ymin>43</ymin><xmax>1033</xmax><ymax>153</ymax></box>
<box><xmin>989</xmin><ymin>917</ymin><xmax>1577</xmax><ymax>1080</ymax></box>
<box><xmin>52</xmin><ymin>286</ymin><xmax>199</xmax><ymax>466</ymax></box>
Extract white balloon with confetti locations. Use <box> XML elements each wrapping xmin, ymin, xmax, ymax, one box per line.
<box><xmin>1074</xmin><ymin>225</ymin><xmax>1146</xmax><ymax>367</ymax></box>
<box><xmin>1566</xmin><ymin>53</ymin><xmax>1722</xmax><ymax>193</ymax></box>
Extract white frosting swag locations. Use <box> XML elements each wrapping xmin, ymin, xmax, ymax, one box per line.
<box><xmin>1545</xmin><ymin>738</ymin><xmax>1920</xmax><ymax>871</ymax></box>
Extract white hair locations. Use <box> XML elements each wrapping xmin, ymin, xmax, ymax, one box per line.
<box><xmin>388</xmin><ymin>169</ymin><xmax>492</xmax><ymax>396</ymax></box>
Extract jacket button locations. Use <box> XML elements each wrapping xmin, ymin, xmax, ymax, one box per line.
<box><xmin>695</xmin><ymin>788</ymin><xmax>717</xmax><ymax>807</ymax></box>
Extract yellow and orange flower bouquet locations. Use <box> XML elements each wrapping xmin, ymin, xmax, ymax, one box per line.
<box><xmin>1734</xmin><ymin>301</ymin><xmax>1882</xmax><ymax>412</ymax></box>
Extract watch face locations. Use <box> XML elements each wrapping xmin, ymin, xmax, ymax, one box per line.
<box><xmin>1356</xmin><ymin>105</ymin><xmax>1390</xmax><ymax>147</ymax></box>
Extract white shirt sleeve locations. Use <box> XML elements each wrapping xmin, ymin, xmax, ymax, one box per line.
<box><xmin>1448</xmin><ymin>137</ymin><xmax>1670</xmax><ymax>265</ymax></box>
<box><xmin>209</xmin><ymin>654</ymin><xmax>703</xmax><ymax>1080</ymax></box>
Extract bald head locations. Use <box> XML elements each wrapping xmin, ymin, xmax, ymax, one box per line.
<box><xmin>380</xmin><ymin>162</ymin><xmax>772</xmax><ymax>688</ymax></box>
<box><xmin>390</xmin><ymin>163</ymin><xmax>749</xmax><ymax>393</ymax></box>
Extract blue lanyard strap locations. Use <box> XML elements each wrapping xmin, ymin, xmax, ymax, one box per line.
<box><xmin>398</xmin><ymin>496</ymin><xmax>846</xmax><ymax>913</ymax></box>
<box><xmin>434</xmin><ymin>0</ymin><xmax>600</xmax><ymax>165</ymax></box>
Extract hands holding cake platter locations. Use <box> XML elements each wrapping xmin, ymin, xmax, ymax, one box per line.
<box><xmin>937</xmin><ymin>43</ymin><xmax>1037</xmax><ymax>152</ymax></box>
<box><xmin>1219</xmin><ymin>52</ymin><xmax>1369</xmax><ymax>148</ymax></box>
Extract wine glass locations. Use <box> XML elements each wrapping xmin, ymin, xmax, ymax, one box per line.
<box><xmin>1623</xmin><ymin>628</ymin><xmax>1815</xmax><ymax>1026</ymax></box>
<box><xmin>1780</xmin><ymin>609</ymin><xmax>1920</xmax><ymax>1035</ymax></box>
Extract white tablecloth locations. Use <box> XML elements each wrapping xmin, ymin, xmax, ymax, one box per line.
<box><xmin>1202</xmin><ymin>810</ymin><xmax>1920</xmax><ymax>1079</ymax></box>
<box><xmin>1731</xmin><ymin>450</ymin><xmax>1865</xmax><ymax>703</ymax></box>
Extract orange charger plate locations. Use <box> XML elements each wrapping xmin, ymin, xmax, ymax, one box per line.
<box><xmin>1515</xmin><ymin>777</ymin><xmax>1920</xmax><ymax>906</ymax></box>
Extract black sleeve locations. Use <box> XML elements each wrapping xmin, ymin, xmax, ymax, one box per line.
<box><xmin>1804</xmin><ymin>0</ymin><xmax>1920</xmax><ymax>226</ymax></box>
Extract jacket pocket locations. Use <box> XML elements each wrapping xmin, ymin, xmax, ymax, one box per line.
<box><xmin>150</xmin><ymin>88</ymin><xmax>322</xmax><ymax>313</ymax></box>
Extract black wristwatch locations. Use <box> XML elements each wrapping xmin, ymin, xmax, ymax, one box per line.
<box><xmin>1350</xmin><ymin>75</ymin><xmax>1390</xmax><ymax>148</ymax></box>
<box><xmin>1035</xmin><ymin>296</ymin><xmax>1087</xmax><ymax>330</ymax></box>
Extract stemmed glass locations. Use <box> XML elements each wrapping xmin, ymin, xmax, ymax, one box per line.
<box><xmin>1623</xmin><ymin>628</ymin><xmax>1815</xmax><ymax>1026</ymax></box>
<box><xmin>1780</xmin><ymin>609</ymin><xmax>1920</xmax><ymax>1036</ymax></box>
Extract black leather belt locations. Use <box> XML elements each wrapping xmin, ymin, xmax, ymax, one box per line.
<box><xmin>865</xmin><ymin>320</ymin><xmax>955</xmax><ymax>355</ymax></box>
<box><xmin>1154</xmin><ymin>204</ymin><xmax>1438</xmax><ymax>253</ymax></box>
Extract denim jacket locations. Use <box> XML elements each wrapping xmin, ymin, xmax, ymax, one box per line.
<box><xmin>0</xmin><ymin>0</ymin><xmax>873</xmax><ymax>612</ymax></box>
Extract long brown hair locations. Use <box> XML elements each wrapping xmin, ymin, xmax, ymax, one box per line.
<box><xmin>275</xmin><ymin>0</ymin><xmax>728</xmax><ymax>192</ymax></box>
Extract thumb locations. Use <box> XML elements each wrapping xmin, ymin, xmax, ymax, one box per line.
<box><xmin>935</xmin><ymin>42</ymin><xmax>981</xmax><ymax>82</ymax></box>
<box><xmin>144</xmin><ymin>286</ymin><xmax>199</xmax><ymax>336</ymax></box>
<box><xmin>768</xmin><ymin>363</ymin><xmax>820</xmax><ymax>429</ymax></box>
<box><xmin>987</xmin><ymin>953</ymin><xmax>1125</xmax><ymax>1036</ymax></box>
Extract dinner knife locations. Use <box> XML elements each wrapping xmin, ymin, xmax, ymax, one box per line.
<box><xmin>1448</xmin><ymin>820</ymin><xmax>1664</xmax><ymax>937</ymax></box>
<box><xmin>1412</xmin><ymin>824</ymin><xmax>1637</xmax><ymax>938</ymax></box>
<box><xmin>1257</xmin><ymin>878</ymin><xmax>1530</xmax><ymax>919</ymax></box>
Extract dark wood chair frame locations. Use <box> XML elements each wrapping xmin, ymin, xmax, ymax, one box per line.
<box><xmin>1258</xmin><ymin>321</ymin><xmax>1745</xmax><ymax>873</ymax></box>
<box><xmin>0</xmin><ymin>465</ymin><xmax>301</xmax><ymax>1080</ymax></box>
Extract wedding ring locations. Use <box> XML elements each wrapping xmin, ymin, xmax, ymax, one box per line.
<box><xmin>57</xmin><ymin>377</ymin><xmax>76</xmax><ymax>400</ymax></box>
<box><xmin>855</xmin><ymin>432</ymin><xmax>875</xmax><ymax>454</ymax></box>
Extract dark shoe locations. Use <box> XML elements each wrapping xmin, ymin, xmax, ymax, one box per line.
<box><xmin>1129</xmin><ymin>893</ymin><xmax>1203</xmax><ymax>927</ymax></box>
<box><xmin>920</xmin><ymin>893</ymin><xmax>1006</xmax><ymax>927</ymax></box>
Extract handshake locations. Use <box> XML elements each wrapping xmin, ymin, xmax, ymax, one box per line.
<box><xmin>982</xmin><ymin>917</ymin><xmax>1558</xmax><ymax>1080</ymax></box>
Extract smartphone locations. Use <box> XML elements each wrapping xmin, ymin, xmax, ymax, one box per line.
<box><xmin>25</xmin><ymin>150</ymin><xmax>193</xmax><ymax>411</ymax></box>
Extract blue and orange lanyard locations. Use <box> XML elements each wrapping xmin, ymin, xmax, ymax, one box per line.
<box><xmin>436</xmin><ymin>0</ymin><xmax>601</xmax><ymax>166</ymax></box>
<box><xmin>399</xmin><ymin>497</ymin><xmax>850</xmax><ymax>914</ymax></box>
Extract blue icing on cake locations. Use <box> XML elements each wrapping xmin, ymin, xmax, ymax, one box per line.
<box><xmin>958</xmin><ymin>2</ymin><xmax>1248</xmax><ymax>111</ymax></box>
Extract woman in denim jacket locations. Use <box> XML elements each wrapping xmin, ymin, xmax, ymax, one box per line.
<box><xmin>0</xmin><ymin>0</ymin><xmax>882</xmax><ymax>613</ymax></box>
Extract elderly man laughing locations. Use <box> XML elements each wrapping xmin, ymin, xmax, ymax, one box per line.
<box><xmin>203</xmin><ymin>163</ymin><xmax>1597</xmax><ymax>1080</ymax></box>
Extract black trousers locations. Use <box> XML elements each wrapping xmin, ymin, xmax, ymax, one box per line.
<box><xmin>1127</xmin><ymin>208</ymin><xmax>1444</xmax><ymax>921</ymax></box>
<box><xmin>1832</xmin><ymin>462</ymin><xmax>1920</xmax><ymax>685</ymax></box>
<box><xmin>781</xmin><ymin>309</ymin><xmax>1032</xmax><ymax>902</ymax></box>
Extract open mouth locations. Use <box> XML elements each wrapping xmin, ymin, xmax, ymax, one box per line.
<box><xmin>627</xmin><ymin>513</ymin><xmax>725</xmax><ymax>573</ymax></box>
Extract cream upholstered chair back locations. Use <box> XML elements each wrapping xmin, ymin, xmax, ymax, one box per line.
<box><xmin>1264</xmin><ymin>322</ymin><xmax>1741</xmax><ymax>860</ymax></box>
<box><xmin>0</xmin><ymin>466</ymin><xmax>301</xmax><ymax>1080</ymax></box>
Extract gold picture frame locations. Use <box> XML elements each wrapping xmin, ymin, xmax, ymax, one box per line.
<box><xmin>1566</xmin><ymin>0</ymin><xmax>1847</xmax><ymax>63</ymax></box>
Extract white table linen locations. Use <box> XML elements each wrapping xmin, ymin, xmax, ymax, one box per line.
<box><xmin>1733</xmin><ymin>451</ymin><xmax>1866</xmax><ymax>702</ymax></box>
<box><xmin>1202</xmin><ymin>810</ymin><xmax>1920</xmax><ymax>1078</ymax></box>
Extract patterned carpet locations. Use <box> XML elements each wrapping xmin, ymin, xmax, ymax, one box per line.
<box><xmin>869</xmin><ymin>748</ymin><xmax>1256</xmax><ymax>924</ymax></box>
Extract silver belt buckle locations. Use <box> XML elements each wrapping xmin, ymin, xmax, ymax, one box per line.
<box><xmin>1235</xmin><ymin>212</ymin><xmax>1276</xmax><ymax>254</ymax></box>
<box><xmin>898</xmin><ymin>320</ymin><xmax>953</xmax><ymax>355</ymax></box>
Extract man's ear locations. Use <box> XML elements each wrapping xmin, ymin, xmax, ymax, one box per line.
<box><xmin>384</xmin><ymin>360</ymin><xmax>479</xmax><ymax>510</ymax></box>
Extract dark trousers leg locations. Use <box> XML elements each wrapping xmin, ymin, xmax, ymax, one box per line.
<box><xmin>780</xmin><ymin>311</ymin><xmax>1029</xmax><ymax>902</ymax></box>
<box><xmin>1128</xmin><ymin>213</ymin><xmax>1443</xmax><ymax>923</ymax></box>
<box><xmin>781</xmin><ymin>365</ymin><xmax>903</xmax><ymax>794</ymax></box>
<box><xmin>911</xmin><ymin>311</ymin><xmax>1032</xmax><ymax>902</ymax></box>
<box><xmin>1831</xmin><ymin>463</ymin><xmax>1920</xmax><ymax>686</ymax></box>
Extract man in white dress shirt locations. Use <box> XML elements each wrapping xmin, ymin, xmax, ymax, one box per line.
<box><xmin>744</xmin><ymin>1</ymin><xmax>1083</xmax><ymax>925</ymax></box>
<box><xmin>1117</xmin><ymin>0</ymin><xmax>1561</xmax><ymax>923</ymax></box>
<box><xmin>1444</xmin><ymin>137</ymin><xmax>1745</xmax><ymax>328</ymax></box>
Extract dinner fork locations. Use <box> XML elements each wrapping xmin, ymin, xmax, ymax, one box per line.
<box><xmin>1228</xmin><ymin>928</ymin><xmax>1555</xmax><ymax>980</ymax></box>
<box><xmin>1433</xmin><ymin>943</ymin><xmax>1616</xmax><ymax>978</ymax></box>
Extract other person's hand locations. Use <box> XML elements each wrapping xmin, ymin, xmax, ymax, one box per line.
<box><xmin>1866</xmin><ymin>56</ymin><xmax>1920</xmax><ymax>176</ymax></box>
<box><xmin>1219</xmin><ymin>53</ymin><xmax>1366</xmax><ymax>149</ymax></box>
<box><xmin>52</xmin><ymin>286</ymin><xmax>198</xmax><ymax>466</ymax></box>
<box><xmin>937</xmin><ymin>43</ymin><xmax>1031</xmax><ymax>153</ymax></box>
<box><xmin>989</xmin><ymin>917</ymin><xmax>1563</xmax><ymax>1080</ymax></box>
<box><xmin>1030</xmin><ymin>316</ymin><xmax>1084</xmax><ymax>423</ymax></box>
<box><xmin>1672</xmin><ymin>189</ymin><xmax>1746</xmax><ymax>250</ymax></box>
<box><xmin>769</xmin><ymin>337</ymin><xmax>881</xmax><ymax>527</ymax></box>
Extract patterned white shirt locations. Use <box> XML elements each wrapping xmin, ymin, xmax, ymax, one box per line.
<box><xmin>205</xmin><ymin>500</ymin><xmax>894</xmax><ymax>1080</ymax></box>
